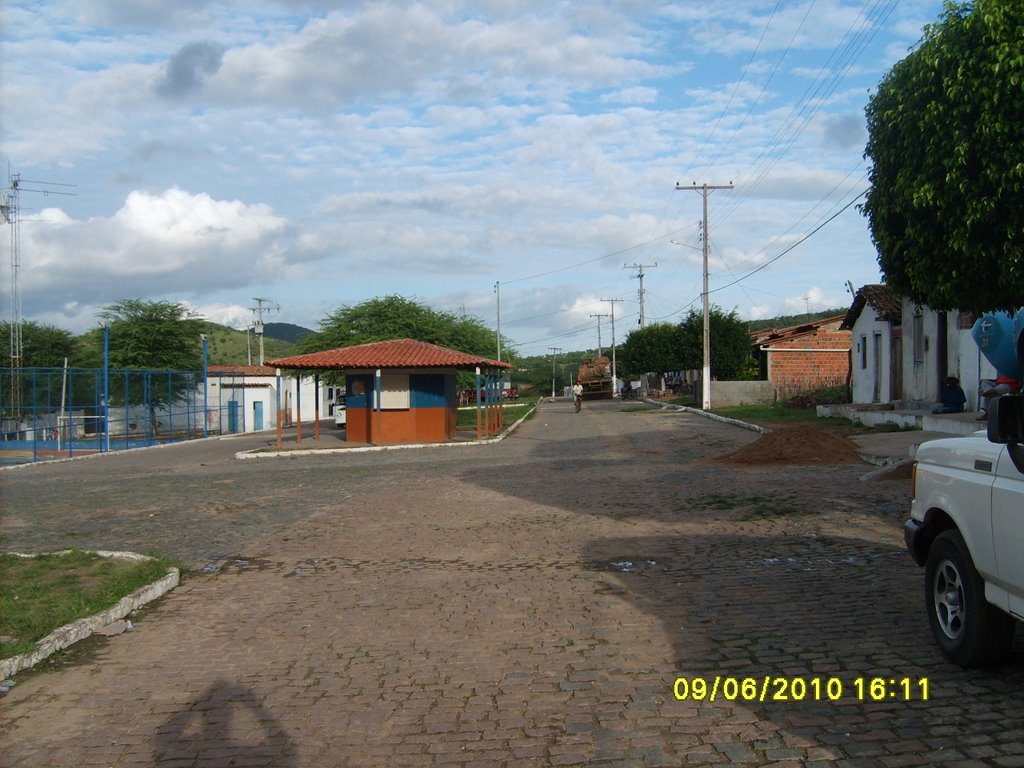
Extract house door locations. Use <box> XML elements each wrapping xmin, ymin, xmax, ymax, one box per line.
<box><xmin>227</xmin><ymin>401</ymin><xmax>239</xmax><ymax>433</ymax></box>
<box><xmin>253</xmin><ymin>401</ymin><xmax>264</xmax><ymax>431</ymax></box>
<box><xmin>890</xmin><ymin>332</ymin><xmax>903</xmax><ymax>401</ymax></box>
<box><xmin>872</xmin><ymin>333</ymin><xmax>883</xmax><ymax>402</ymax></box>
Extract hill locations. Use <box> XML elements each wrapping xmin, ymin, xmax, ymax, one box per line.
<box><xmin>263</xmin><ymin>322</ymin><xmax>314</xmax><ymax>343</ymax></box>
<box><xmin>198</xmin><ymin>321</ymin><xmax>298</xmax><ymax>365</ymax></box>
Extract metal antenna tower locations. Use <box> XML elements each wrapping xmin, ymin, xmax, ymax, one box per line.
<box><xmin>250</xmin><ymin>297</ymin><xmax>280</xmax><ymax>366</ymax></box>
<box><xmin>2</xmin><ymin>172</ymin><xmax>76</xmax><ymax>408</ymax></box>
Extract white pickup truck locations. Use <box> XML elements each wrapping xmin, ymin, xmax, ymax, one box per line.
<box><xmin>904</xmin><ymin>395</ymin><xmax>1024</xmax><ymax>666</ymax></box>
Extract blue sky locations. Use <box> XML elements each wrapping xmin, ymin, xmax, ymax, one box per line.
<box><xmin>1</xmin><ymin>0</ymin><xmax>945</xmax><ymax>356</ymax></box>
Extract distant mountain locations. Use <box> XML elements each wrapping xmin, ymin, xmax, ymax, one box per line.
<box><xmin>197</xmin><ymin>321</ymin><xmax>298</xmax><ymax>365</ymax></box>
<box><xmin>262</xmin><ymin>322</ymin><xmax>314</xmax><ymax>343</ymax></box>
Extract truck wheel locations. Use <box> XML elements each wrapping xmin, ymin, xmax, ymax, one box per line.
<box><xmin>925</xmin><ymin>530</ymin><xmax>1015</xmax><ymax>667</ymax></box>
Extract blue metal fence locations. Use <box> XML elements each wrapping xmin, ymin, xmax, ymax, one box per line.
<box><xmin>0</xmin><ymin>366</ymin><xmax>240</xmax><ymax>466</ymax></box>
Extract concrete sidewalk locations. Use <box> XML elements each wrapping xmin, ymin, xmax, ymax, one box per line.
<box><xmin>850</xmin><ymin>428</ymin><xmax>980</xmax><ymax>466</ymax></box>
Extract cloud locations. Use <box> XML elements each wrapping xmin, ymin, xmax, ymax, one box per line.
<box><xmin>156</xmin><ymin>42</ymin><xmax>225</xmax><ymax>98</ymax></box>
<box><xmin>18</xmin><ymin>188</ymin><xmax>319</xmax><ymax>328</ymax></box>
<box><xmin>822</xmin><ymin>112</ymin><xmax>866</xmax><ymax>149</ymax></box>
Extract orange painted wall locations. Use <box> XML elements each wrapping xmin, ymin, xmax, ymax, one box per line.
<box><xmin>346</xmin><ymin>407</ymin><xmax>456</xmax><ymax>445</ymax></box>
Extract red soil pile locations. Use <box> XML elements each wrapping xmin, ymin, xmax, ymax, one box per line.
<box><xmin>714</xmin><ymin>424</ymin><xmax>864</xmax><ymax>466</ymax></box>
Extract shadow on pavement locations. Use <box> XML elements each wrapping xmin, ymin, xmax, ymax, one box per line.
<box><xmin>154</xmin><ymin>679</ymin><xmax>297</xmax><ymax>766</ymax></box>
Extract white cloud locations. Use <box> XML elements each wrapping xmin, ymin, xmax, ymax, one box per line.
<box><xmin>1</xmin><ymin>0</ymin><xmax>947</xmax><ymax>354</ymax></box>
<box><xmin>17</xmin><ymin>188</ymin><xmax>315</xmax><ymax>326</ymax></box>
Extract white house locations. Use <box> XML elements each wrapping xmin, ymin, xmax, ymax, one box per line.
<box><xmin>205</xmin><ymin>365</ymin><xmax>339</xmax><ymax>434</ymax></box>
<box><xmin>842</xmin><ymin>285</ymin><xmax>1000</xmax><ymax>413</ymax></box>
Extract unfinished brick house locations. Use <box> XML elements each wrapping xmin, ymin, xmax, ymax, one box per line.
<box><xmin>750</xmin><ymin>315</ymin><xmax>852</xmax><ymax>397</ymax></box>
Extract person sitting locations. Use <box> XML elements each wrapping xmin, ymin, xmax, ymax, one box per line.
<box><xmin>932</xmin><ymin>376</ymin><xmax>966</xmax><ymax>414</ymax></box>
<box><xmin>977</xmin><ymin>373</ymin><xmax>1021</xmax><ymax>420</ymax></box>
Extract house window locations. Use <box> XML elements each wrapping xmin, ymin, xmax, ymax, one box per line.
<box><xmin>913</xmin><ymin>311</ymin><xmax>925</xmax><ymax>363</ymax></box>
<box><xmin>860</xmin><ymin>335</ymin><xmax>867</xmax><ymax>369</ymax></box>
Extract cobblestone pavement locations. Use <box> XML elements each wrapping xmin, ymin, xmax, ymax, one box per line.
<box><xmin>2</xmin><ymin>400</ymin><xmax>1023</xmax><ymax>767</ymax></box>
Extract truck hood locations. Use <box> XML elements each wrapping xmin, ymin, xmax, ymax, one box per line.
<box><xmin>916</xmin><ymin>433</ymin><xmax>1006</xmax><ymax>474</ymax></box>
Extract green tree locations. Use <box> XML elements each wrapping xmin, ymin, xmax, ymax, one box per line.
<box><xmin>1</xmin><ymin>321</ymin><xmax>76</xmax><ymax>367</ymax></box>
<box><xmin>618</xmin><ymin>323</ymin><xmax>683</xmax><ymax>377</ymax></box>
<box><xmin>862</xmin><ymin>0</ymin><xmax>1024</xmax><ymax>312</ymax></box>
<box><xmin>301</xmin><ymin>295</ymin><xmax>513</xmax><ymax>361</ymax></box>
<box><xmin>99</xmin><ymin>300</ymin><xmax>205</xmax><ymax>370</ymax></box>
<box><xmin>678</xmin><ymin>307</ymin><xmax>753</xmax><ymax>380</ymax></box>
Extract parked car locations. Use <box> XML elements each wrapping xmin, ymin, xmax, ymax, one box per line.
<box><xmin>904</xmin><ymin>395</ymin><xmax>1024</xmax><ymax>666</ymax></box>
<box><xmin>334</xmin><ymin>395</ymin><xmax>347</xmax><ymax>428</ymax></box>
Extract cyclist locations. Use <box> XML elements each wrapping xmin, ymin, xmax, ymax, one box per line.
<box><xmin>571</xmin><ymin>381</ymin><xmax>583</xmax><ymax>412</ymax></box>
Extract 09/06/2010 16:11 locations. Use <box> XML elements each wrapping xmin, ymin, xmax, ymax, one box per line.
<box><xmin>671</xmin><ymin>675</ymin><xmax>929</xmax><ymax>703</ymax></box>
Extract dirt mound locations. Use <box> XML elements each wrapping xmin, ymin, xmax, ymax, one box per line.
<box><xmin>714</xmin><ymin>424</ymin><xmax>864</xmax><ymax>466</ymax></box>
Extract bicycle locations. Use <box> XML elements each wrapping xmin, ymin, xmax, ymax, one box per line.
<box><xmin>575</xmin><ymin>395</ymin><xmax>582</xmax><ymax>413</ymax></box>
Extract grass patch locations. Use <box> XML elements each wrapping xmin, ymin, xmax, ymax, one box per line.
<box><xmin>456</xmin><ymin>397</ymin><xmax>539</xmax><ymax>428</ymax></box>
<box><xmin>711</xmin><ymin>402</ymin><xmax>821</xmax><ymax>424</ymax></box>
<box><xmin>0</xmin><ymin>549</ymin><xmax>179</xmax><ymax>659</ymax></box>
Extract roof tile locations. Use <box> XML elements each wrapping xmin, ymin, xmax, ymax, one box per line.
<box><xmin>266</xmin><ymin>338</ymin><xmax>511</xmax><ymax>371</ymax></box>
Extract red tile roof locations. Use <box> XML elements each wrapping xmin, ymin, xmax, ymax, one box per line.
<box><xmin>207</xmin><ymin>364</ymin><xmax>279</xmax><ymax>377</ymax></box>
<box><xmin>840</xmin><ymin>284</ymin><xmax>902</xmax><ymax>329</ymax></box>
<box><xmin>266</xmin><ymin>338</ymin><xmax>511</xmax><ymax>371</ymax></box>
<box><xmin>751</xmin><ymin>315</ymin><xmax>848</xmax><ymax>346</ymax></box>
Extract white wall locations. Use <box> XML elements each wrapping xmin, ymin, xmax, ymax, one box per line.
<box><xmin>899</xmin><ymin>301</ymin><xmax>994</xmax><ymax>410</ymax></box>
<box><xmin>849</xmin><ymin>311</ymin><xmax>892</xmax><ymax>404</ymax></box>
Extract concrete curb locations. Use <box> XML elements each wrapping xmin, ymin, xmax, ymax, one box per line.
<box><xmin>0</xmin><ymin>551</ymin><xmax>180</xmax><ymax>679</ymax></box>
<box><xmin>234</xmin><ymin>403</ymin><xmax>538</xmax><ymax>459</ymax></box>
<box><xmin>640</xmin><ymin>398</ymin><xmax>770</xmax><ymax>434</ymax></box>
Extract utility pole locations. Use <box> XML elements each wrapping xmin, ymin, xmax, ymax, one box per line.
<box><xmin>250</xmin><ymin>297</ymin><xmax>280</xmax><ymax>366</ymax></box>
<box><xmin>548</xmin><ymin>347</ymin><xmax>561</xmax><ymax>398</ymax></box>
<box><xmin>589</xmin><ymin>313</ymin><xmax>609</xmax><ymax>357</ymax></box>
<box><xmin>623</xmin><ymin>262</ymin><xmax>657</xmax><ymax>328</ymax></box>
<box><xmin>676</xmin><ymin>181</ymin><xmax>734</xmax><ymax>410</ymax></box>
<box><xmin>600</xmin><ymin>298</ymin><xmax>622</xmax><ymax>397</ymax></box>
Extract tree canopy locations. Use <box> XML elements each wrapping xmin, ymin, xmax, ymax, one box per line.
<box><xmin>2</xmin><ymin>321</ymin><xmax>76</xmax><ymax>368</ymax></box>
<box><xmin>617</xmin><ymin>308</ymin><xmax>753</xmax><ymax>380</ymax></box>
<box><xmin>678</xmin><ymin>307</ymin><xmax>754</xmax><ymax>380</ymax></box>
<box><xmin>862</xmin><ymin>0</ymin><xmax>1024</xmax><ymax>312</ymax></box>
<box><xmin>75</xmin><ymin>299</ymin><xmax>206</xmax><ymax>371</ymax></box>
<box><xmin>300</xmin><ymin>295</ymin><xmax>512</xmax><ymax>361</ymax></box>
<box><xmin>617</xmin><ymin>323</ymin><xmax>683</xmax><ymax>377</ymax></box>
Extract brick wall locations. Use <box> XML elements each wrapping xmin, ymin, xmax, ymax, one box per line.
<box><xmin>763</xmin><ymin>320</ymin><xmax>852</xmax><ymax>394</ymax></box>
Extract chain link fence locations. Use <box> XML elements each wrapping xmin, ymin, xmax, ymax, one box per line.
<box><xmin>0</xmin><ymin>367</ymin><xmax>241</xmax><ymax>466</ymax></box>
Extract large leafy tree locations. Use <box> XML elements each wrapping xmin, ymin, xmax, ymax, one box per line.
<box><xmin>678</xmin><ymin>307</ymin><xmax>753</xmax><ymax>380</ymax></box>
<box><xmin>618</xmin><ymin>323</ymin><xmax>683</xmax><ymax>377</ymax></box>
<box><xmin>300</xmin><ymin>295</ymin><xmax>513</xmax><ymax>361</ymax></box>
<box><xmin>74</xmin><ymin>300</ymin><xmax>205</xmax><ymax>371</ymax></box>
<box><xmin>1</xmin><ymin>321</ymin><xmax>76</xmax><ymax>367</ymax></box>
<box><xmin>862</xmin><ymin>0</ymin><xmax>1024</xmax><ymax>312</ymax></box>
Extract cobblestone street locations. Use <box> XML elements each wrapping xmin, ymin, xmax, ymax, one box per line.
<box><xmin>2</xmin><ymin>400</ymin><xmax>1023</xmax><ymax>767</ymax></box>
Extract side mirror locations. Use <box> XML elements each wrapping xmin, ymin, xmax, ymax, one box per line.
<box><xmin>988</xmin><ymin>394</ymin><xmax>1024</xmax><ymax>444</ymax></box>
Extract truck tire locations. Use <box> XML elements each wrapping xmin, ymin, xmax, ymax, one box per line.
<box><xmin>925</xmin><ymin>530</ymin><xmax>1015</xmax><ymax>667</ymax></box>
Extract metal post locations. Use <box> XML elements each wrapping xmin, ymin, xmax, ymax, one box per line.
<box><xmin>475</xmin><ymin>366</ymin><xmax>482</xmax><ymax>439</ymax></box>
<box><xmin>102</xmin><ymin>325</ymin><xmax>110</xmax><ymax>452</ymax></box>
<box><xmin>495</xmin><ymin>281</ymin><xmax>501</xmax><ymax>362</ymax></box>
<box><xmin>201</xmin><ymin>334</ymin><xmax>208</xmax><ymax>438</ymax></box>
